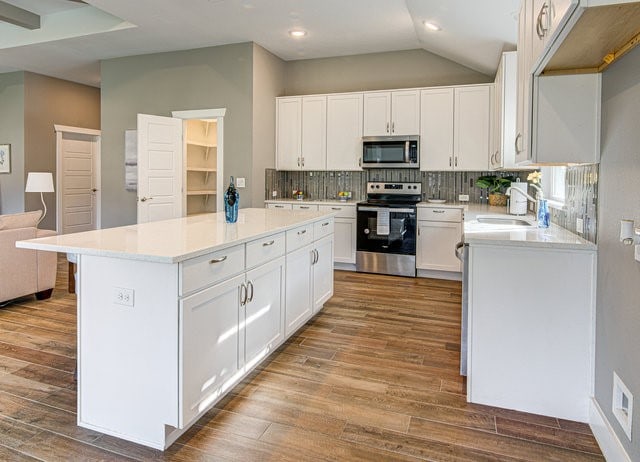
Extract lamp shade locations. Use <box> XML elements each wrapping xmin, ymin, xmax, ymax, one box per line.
<box><xmin>25</xmin><ymin>172</ymin><xmax>54</xmax><ymax>193</ymax></box>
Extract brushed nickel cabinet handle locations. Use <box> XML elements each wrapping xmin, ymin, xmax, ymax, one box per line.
<box><xmin>515</xmin><ymin>133</ymin><xmax>522</xmax><ymax>154</ymax></box>
<box><xmin>322</xmin><ymin>222</ymin><xmax>330</xmax><ymax>227</ymax></box>
<box><xmin>140</xmin><ymin>196</ymin><xmax>153</xmax><ymax>202</ymax></box>
<box><xmin>331</xmin><ymin>207</ymin><xmax>341</xmax><ymax>210</ymax></box>
<box><xmin>449</xmin><ymin>157</ymin><xmax>452</xmax><ymax>167</ymax></box>
<box><xmin>262</xmin><ymin>240</ymin><xmax>275</xmax><ymax>247</ymax></box>
<box><xmin>209</xmin><ymin>256</ymin><xmax>228</xmax><ymax>264</ymax></box>
<box><xmin>386</xmin><ymin>122</ymin><xmax>390</xmax><ymax>133</ymax></box>
<box><xmin>433</xmin><ymin>210</ymin><xmax>446</xmax><ymax>214</ymax></box>
<box><xmin>240</xmin><ymin>283</ymin><xmax>247</xmax><ymax>306</ymax></box>
<box><xmin>391</xmin><ymin>122</ymin><xmax>395</xmax><ymax>133</ymax></box>
<box><xmin>297</xmin><ymin>229</ymin><xmax>307</xmax><ymax>235</ymax></box>
<box><xmin>247</xmin><ymin>281</ymin><xmax>254</xmax><ymax>303</ymax></box>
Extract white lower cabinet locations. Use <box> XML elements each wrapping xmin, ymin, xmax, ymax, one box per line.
<box><xmin>312</xmin><ymin>235</ymin><xmax>334</xmax><ymax>312</ymax></box>
<box><xmin>179</xmin><ymin>273</ymin><xmax>244</xmax><ymax>427</ymax></box>
<box><xmin>285</xmin><ymin>244</ymin><xmax>314</xmax><ymax>335</ymax></box>
<box><xmin>285</xmin><ymin>234</ymin><xmax>335</xmax><ymax>335</ymax></box>
<box><xmin>416</xmin><ymin>207</ymin><xmax>463</xmax><ymax>273</ymax></box>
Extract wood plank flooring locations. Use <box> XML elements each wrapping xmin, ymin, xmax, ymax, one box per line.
<box><xmin>0</xmin><ymin>255</ymin><xmax>604</xmax><ymax>461</ymax></box>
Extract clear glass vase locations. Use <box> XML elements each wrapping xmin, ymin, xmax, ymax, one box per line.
<box><xmin>224</xmin><ymin>176</ymin><xmax>239</xmax><ymax>223</ymax></box>
<box><xmin>537</xmin><ymin>199</ymin><xmax>550</xmax><ymax>228</ymax></box>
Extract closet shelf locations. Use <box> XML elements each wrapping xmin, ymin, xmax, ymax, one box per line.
<box><xmin>186</xmin><ymin>190</ymin><xmax>217</xmax><ymax>196</ymax></box>
<box><xmin>186</xmin><ymin>167</ymin><xmax>217</xmax><ymax>172</ymax></box>
<box><xmin>186</xmin><ymin>140</ymin><xmax>217</xmax><ymax>148</ymax></box>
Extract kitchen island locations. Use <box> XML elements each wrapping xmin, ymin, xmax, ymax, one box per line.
<box><xmin>17</xmin><ymin>208</ymin><xmax>335</xmax><ymax>450</ymax></box>
<box><xmin>463</xmin><ymin>216</ymin><xmax>596</xmax><ymax>423</ymax></box>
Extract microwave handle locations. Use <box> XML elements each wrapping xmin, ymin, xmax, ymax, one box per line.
<box><xmin>404</xmin><ymin>141</ymin><xmax>410</xmax><ymax>163</ymax></box>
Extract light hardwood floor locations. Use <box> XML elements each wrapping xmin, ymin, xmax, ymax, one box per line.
<box><xmin>0</xmin><ymin>255</ymin><xmax>604</xmax><ymax>461</ymax></box>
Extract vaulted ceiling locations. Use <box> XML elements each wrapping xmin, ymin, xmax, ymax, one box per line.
<box><xmin>0</xmin><ymin>0</ymin><xmax>520</xmax><ymax>87</ymax></box>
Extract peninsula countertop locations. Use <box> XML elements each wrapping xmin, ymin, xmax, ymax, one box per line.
<box><xmin>16</xmin><ymin>208</ymin><xmax>335</xmax><ymax>263</ymax></box>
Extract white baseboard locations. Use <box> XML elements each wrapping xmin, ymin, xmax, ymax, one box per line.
<box><xmin>417</xmin><ymin>269</ymin><xmax>462</xmax><ymax>281</ymax></box>
<box><xmin>590</xmin><ymin>397</ymin><xmax>632</xmax><ymax>462</ymax></box>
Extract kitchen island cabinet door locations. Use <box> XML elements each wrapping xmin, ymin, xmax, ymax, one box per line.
<box><xmin>179</xmin><ymin>273</ymin><xmax>244</xmax><ymax>428</ymax></box>
<box><xmin>312</xmin><ymin>235</ymin><xmax>334</xmax><ymax>312</ymax></box>
<box><xmin>244</xmin><ymin>257</ymin><xmax>285</xmax><ymax>369</ymax></box>
<box><xmin>285</xmin><ymin>244</ymin><xmax>314</xmax><ymax>336</ymax></box>
<box><xmin>334</xmin><ymin>217</ymin><xmax>356</xmax><ymax>264</ymax></box>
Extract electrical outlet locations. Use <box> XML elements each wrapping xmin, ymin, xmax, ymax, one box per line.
<box><xmin>612</xmin><ymin>372</ymin><xmax>633</xmax><ymax>440</ymax></box>
<box><xmin>236</xmin><ymin>177</ymin><xmax>246</xmax><ymax>188</ymax></box>
<box><xmin>272</xmin><ymin>190</ymin><xmax>278</xmax><ymax>198</ymax></box>
<box><xmin>458</xmin><ymin>194</ymin><xmax>469</xmax><ymax>202</ymax></box>
<box><xmin>113</xmin><ymin>287</ymin><xmax>134</xmax><ymax>307</ymax></box>
<box><xmin>576</xmin><ymin>217</ymin><xmax>584</xmax><ymax>234</ymax></box>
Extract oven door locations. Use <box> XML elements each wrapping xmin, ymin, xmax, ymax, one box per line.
<box><xmin>356</xmin><ymin>205</ymin><xmax>417</xmax><ymax>277</ymax></box>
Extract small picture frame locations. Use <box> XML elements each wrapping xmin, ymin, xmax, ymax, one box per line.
<box><xmin>0</xmin><ymin>144</ymin><xmax>9</xmax><ymax>173</ymax></box>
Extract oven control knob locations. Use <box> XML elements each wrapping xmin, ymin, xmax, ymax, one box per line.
<box><xmin>376</xmin><ymin>185</ymin><xmax>380</xmax><ymax>189</ymax></box>
<box><xmin>364</xmin><ymin>229</ymin><xmax>370</xmax><ymax>235</ymax></box>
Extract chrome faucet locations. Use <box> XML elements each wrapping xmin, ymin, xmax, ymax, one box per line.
<box><xmin>505</xmin><ymin>186</ymin><xmax>537</xmax><ymax>203</ymax></box>
<box><xmin>506</xmin><ymin>183</ymin><xmax>544</xmax><ymax>211</ymax></box>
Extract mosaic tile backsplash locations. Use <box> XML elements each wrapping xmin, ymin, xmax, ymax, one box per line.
<box><xmin>265</xmin><ymin>165</ymin><xmax>598</xmax><ymax>244</ymax></box>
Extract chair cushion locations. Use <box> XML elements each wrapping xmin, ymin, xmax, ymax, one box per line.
<box><xmin>0</xmin><ymin>211</ymin><xmax>42</xmax><ymax>230</ymax></box>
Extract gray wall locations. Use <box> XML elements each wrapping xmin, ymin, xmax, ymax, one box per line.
<box><xmin>595</xmin><ymin>45</ymin><xmax>640</xmax><ymax>460</ymax></box>
<box><xmin>284</xmin><ymin>49</ymin><xmax>491</xmax><ymax>95</ymax></box>
<box><xmin>0</xmin><ymin>72</ymin><xmax>25</xmax><ymax>214</ymax></box>
<box><xmin>251</xmin><ymin>44</ymin><xmax>286</xmax><ymax>207</ymax></box>
<box><xmin>100</xmin><ymin>43</ymin><xmax>253</xmax><ymax>228</ymax></box>
<box><xmin>23</xmin><ymin>72</ymin><xmax>100</xmax><ymax>230</ymax></box>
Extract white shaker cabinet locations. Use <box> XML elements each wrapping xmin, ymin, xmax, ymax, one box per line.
<box><xmin>490</xmin><ymin>51</ymin><xmax>517</xmax><ymax>170</ymax></box>
<box><xmin>276</xmin><ymin>97</ymin><xmax>301</xmax><ymax>170</ymax></box>
<box><xmin>319</xmin><ymin>204</ymin><xmax>356</xmax><ymax>264</ymax></box>
<box><xmin>276</xmin><ymin>96</ymin><xmax>326</xmax><ymax>170</ymax></box>
<box><xmin>326</xmin><ymin>93</ymin><xmax>364</xmax><ymax>170</ymax></box>
<box><xmin>515</xmin><ymin>0</ymin><xmax>534</xmax><ymax>165</ymax></box>
<box><xmin>179</xmin><ymin>273</ymin><xmax>244</xmax><ymax>427</ymax></box>
<box><xmin>421</xmin><ymin>85</ymin><xmax>491</xmax><ymax>171</ymax></box>
<box><xmin>285</xmin><ymin>244</ymin><xmax>313</xmax><ymax>336</ymax></box>
<box><xmin>416</xmin><ymin>207</ymin><xmax>462</xmax><ymax>273</ymax></box>
<box><xmin>363</xmin><ymin>90</ymin><xmax>420</xmax><ymax>136</ymax></box>
<box><xmin>312</xmin><ymin>234</ymin><xmax>334</xmax><ymax>312</ymax></box>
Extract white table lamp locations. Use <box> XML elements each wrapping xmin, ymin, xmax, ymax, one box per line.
<box><xmin>25</xmin><ymin>172</ymin><xmax>55</xmax><ymax>225</ymax></box>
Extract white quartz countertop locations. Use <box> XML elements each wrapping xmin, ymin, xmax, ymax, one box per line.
<box><xmin>462</xmin><ymin>206</ymin><xmax>596</xmax><ymax>251</ymax></box>
<box><xmin>17</xmin><ymin>208</ymin><xmax>335</xmax><ymax>263</ymax></box>
<box><xmin>265</xmin><ymin>199</ymin><xmax>356</xmax><ymax>206</ymax></box>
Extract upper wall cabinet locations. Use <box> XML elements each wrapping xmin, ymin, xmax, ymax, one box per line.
<box><xmin>363</xmin><ymin>90</ymin><xmax>420</xmax><ymax>136</ymax></box>
<box><xmin>326</xmin><ymin>93</ymin><xmax>364</xmax><ymax>171</ymax></box>
<box><xmin>276</xmin><ymin>96</ymin><xmax>327</xmax><ymax>170</ymax></box>
<box><xmin>421</xmin><ymin>85</ymin><xmax>491</xmax><ymax>171</ymax></box>
<box><xmin>491</xmin><ymin>52</ymin><xmax>518</xmax><ymax>170</ymax></box>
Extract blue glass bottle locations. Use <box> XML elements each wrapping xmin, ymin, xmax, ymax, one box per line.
<box><xmin>224</xmin><ymin>176</ymin><xmax>239</xmax><ymax>223</ymax></box>
<box><xmin>537</xmin><ymin>199</ymin><xmax>550</xmax><ymax>228</ymax></box>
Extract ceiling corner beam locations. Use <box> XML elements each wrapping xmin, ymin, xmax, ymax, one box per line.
<box><xmin>0</xmin><ymin>0</ymin><xmax>40</xmax><ymax>30</ymax></box>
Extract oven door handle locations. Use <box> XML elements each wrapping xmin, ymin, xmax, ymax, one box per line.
<box><xmin>358</xmin><ymin>206</ymin><xmax>416</xmax><ymax>214</ymax></box>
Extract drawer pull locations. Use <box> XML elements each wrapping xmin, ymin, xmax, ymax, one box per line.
<box><xmin>275</xmin><ymin>205</ymin><xmax>284</xmax><ymax>208</ymax></box>
<box><xmin>262</xmin><ymin>240</ymin><xmax>275</xmax><ymax>247</ymax></box>
<box><xmin>297</xmin><ymin>229</ymin><xmax>307</xmax><ymax>235</ymax></box>
<box><xmin>300</xmin><ymin>206</ymin><xmax>310</xmax><ymax>209</ymax></box>
<box><xmin>433</xmin><ymin>210</ymin><xmax>445</xmax><ymax>214</ymax></box>
<box><xmin>331</xmin><ymin>207</ymin><xmax>341</xmax><ymax>210</ymax></box>
<box><xmin>322</xmin><ymin>222</ymin><xmax>330</xmax><ymax>227</ymax></box>
<box><xmin>209</xmin><ymin>256</ymin><xmax>228</xmax><ymax>264</ymax></box>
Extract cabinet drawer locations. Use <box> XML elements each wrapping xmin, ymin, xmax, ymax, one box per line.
<box><xmin>286</xmin><ymin>224</ymin><xmax>314</xmax><ymax>252</ymax></box>
<box><xmin>292</xmin><ymin>204</ymin><xmax>319</xmax><ymax>211</ymax></box>
<box><xmin>180</xmin><ymin>245</ymin><xmax>245</xmax><ymax>296</ymax></box>
<box><xmin>319</xmin><ymin>204</ymin><xmax>356</xmax><ymax>219</ymax></box>
<box><xmin>314</xmin><ymin>218</ymin><xmax>334</xmax><ymax>240</ymax></box>
<box><xmin>266</xmin><ymin>203</ymin><xmax>292</xmax><ymax>210</ymax></box>
<box><xmin>418</xmin><ymin>207</ymin><xmax>462</xmax><ymax>222</ymax></box>
<box><xmin>246</xmin><ymin>233</ymin><xmax>285</xmax><ymax>269</ymax></box>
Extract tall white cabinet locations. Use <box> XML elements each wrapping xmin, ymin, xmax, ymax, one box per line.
<box><xmin>326</xmin><ymin>93</ymin><xmax>364</xmax><ymax>171</ymax></box>
<box><xmin>420</xmin><ymin>85</ymin><xmax>491</xmax><ymax>171</ymax></box>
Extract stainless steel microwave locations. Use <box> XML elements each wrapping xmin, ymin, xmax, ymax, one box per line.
<box><xmin>361</xmin><ymin>136</ymin><xmax>419</xmax><ymax>168</ymax></box>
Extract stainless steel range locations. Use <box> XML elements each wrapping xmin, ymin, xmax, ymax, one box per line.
<box><xmin>356</xmin><ymin>182</ymin><xmax>421</xmax><ymax>277</ymax></box>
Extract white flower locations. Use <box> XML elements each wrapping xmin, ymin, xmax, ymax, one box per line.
<box><xmin>527</xmin><ymin>171</ymin><xmax>542</xmax><ymax>184</ymax></box>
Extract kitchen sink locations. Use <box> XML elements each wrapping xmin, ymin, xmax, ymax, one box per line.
<box><xmin>476</xmin><ymin>216</ymin><xmax>534</xmax><ymax>227</ymax></box>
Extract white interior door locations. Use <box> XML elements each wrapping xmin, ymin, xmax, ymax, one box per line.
<box><xmin>55</xmin><ymin>125</ymin><xmax>101</xmax><ymax>235</ymax></box>
<box><xmin>137</xmin><ymin>114</ymin><xmax>183</xmax><ymax>223</ymax></box>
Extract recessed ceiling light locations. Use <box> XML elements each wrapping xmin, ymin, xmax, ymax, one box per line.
<box><xmin>423</xmin><ymin>21</ymin><xmax>441</xmax><ymax>32</ymax></box>
<box><xmin>289</xmin><ymin>29</ymin><xmax>307</xmax><ymax>38</ymax></box>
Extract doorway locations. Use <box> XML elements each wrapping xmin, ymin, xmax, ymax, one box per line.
<box><xmin>54</xmin><ymin>125</ymin><xmax>101</xmax><ymax>235</ymax></box>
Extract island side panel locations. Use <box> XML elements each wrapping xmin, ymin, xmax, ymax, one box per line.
<box><xmin>467</xmin><ymin>244</ymin><xmax>595</xmax><ymax>422</ymax></box>
<box><xmin>77</xmin><ymin>254</ymin><xmax>179</xmax><ymax>449</ymax></box>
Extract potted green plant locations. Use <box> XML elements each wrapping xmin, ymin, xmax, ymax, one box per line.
<box><xmin>475</xmin><ymin>175</ymin><xmax>516</xmax><ymax>206</ymax></box>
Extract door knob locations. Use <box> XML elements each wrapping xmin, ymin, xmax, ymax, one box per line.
<box><xmin>140</xmin><ymin>196</ymin><xmax>153</xmax><ymax>202</ymax></box>
<box><xmin>91</xmin><ymin>188</ymin><xmax>98</xmax><ymax>192</ymax></box>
